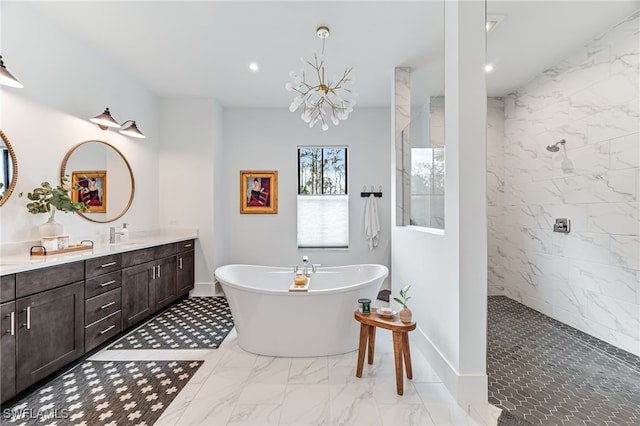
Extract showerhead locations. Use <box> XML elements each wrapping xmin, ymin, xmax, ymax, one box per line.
<box><xmin>546</xmin><ymin>139</ymin><xmax>566</xmax><ymax>152</ymax></box>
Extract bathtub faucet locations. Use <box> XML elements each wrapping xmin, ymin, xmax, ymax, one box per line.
<box><xmin>300</xmin><ymin>256</ymin><xmax>320</xmax><ymax>277</ymax></box>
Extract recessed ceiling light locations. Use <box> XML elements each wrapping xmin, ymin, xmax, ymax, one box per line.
<box><xmin>485</xmin><ymin>64</ymin><xmax>494</xmax><ymax>73</ymax></box>
<box><xmin>249</xmin><ymin>62</ymin><xmax>259</xmax><ymax>72</ymax></box>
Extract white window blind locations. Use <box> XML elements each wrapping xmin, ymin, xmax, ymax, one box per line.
<box><xmin>297</xmin><ymin>147</ymin><xmax>348</xmax><ymax>248</ymax></box>
<box><xmin>297</xmin><ymin>195</ymin><xmax>349</xmax><ymax>248</ymax></box>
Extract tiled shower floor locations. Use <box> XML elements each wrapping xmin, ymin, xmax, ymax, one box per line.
<box><xmin>488</xmin><ymin>296</ymin><xmax>640</xmax><ymax>426</ymax></box>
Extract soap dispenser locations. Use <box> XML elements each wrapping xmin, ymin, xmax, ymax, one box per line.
<box><xmin>121</xmin><ymin>223</ymin><xmax>129</xmax><ymax>241</ymax></box>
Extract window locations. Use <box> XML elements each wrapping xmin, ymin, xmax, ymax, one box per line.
<box><xmin>297</xmin><ymin>147</ymin><xmax>348</xmax><ymax>248</ymax></box>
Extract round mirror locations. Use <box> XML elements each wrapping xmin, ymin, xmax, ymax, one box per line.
<box><xmin>61</xmin><ymin>140</ymin><xmax>135</xmax><ymax>223</ymax></box>
<box><xmin>0</xmin><ymin>129</ymin><xmax>18</xmax><ymax>207</ymax></box>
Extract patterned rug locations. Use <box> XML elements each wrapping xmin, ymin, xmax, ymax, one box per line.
<box><xmin>109</xmin><ymin>297</ymin><xmax>234</xmax><ymax>350</ymax></box>
<box><xmin>2</xmin><ymin>360</ymin><xmax>202</xmax><ymax>426</ymax></box>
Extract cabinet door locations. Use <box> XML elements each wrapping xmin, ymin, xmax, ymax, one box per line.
<box><xmin>16</xmin><ymin>282</ymin><xmax>84</xmax><ymax>393</ymax></box>
<box><xmin>1</xmin><ymin>301</ymin><xmax>16</xmax><ymax>403</ymax></box>
<box><xmin>154</xmin><ymin>256</ymin><xmax>177</xmax><ymax>311</ymax></box>
<box><xmin>121</xmin><ymin>263</ymin><xmax>154</xmax><ymax>329</ymax></box>
<box><xmin>177</xmin><ymin>251</ymin><xmax>195</xmax><ymax>297</ymax></box>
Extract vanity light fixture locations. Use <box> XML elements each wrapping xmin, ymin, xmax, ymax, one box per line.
<box><xmin>285</xmin><ymin>26</ymin><xmax>356</xmax><ymax>131</ymax></box>
<box><xmin>90</xmin><ymin>107</ymin><xmax>146</xmax><ymax>139</ymax></box>
<box><xmin>0</xmin><ymin>55</ymin><xmax>24</xmax><ymax>88</ymax></box>
<box><xmin>90</xmin><ymin>107</ymin><xmax>121</xmax><ymax>129</ymax></box>
<box><xmin>119</xmin><ymin>120</ymin><xmax>145</xmax><ymax>139</ymax></box>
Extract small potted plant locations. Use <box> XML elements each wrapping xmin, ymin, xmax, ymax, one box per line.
<box><xmin>393</xmin><ymin>284</ymin><xmax>413</xmax><ymax>323</ymax></box>
<box><xmin>20</xmin><ymin>176</ymin><xmax>89</xmax><ymax>236</ymax></box>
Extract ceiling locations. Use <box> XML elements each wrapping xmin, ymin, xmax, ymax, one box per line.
<box><xmin>22</xmin><ymin>1</ymin><xmax>640</xmax><ymax>108</ymax></box>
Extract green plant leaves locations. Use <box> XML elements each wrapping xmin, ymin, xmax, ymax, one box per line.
<box><xmin>19</xmin><ymin>175</ymin><xmax>89</xmax><ymax>215</ymax></box>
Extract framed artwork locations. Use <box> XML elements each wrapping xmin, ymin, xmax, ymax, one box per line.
<box><xmin>71</xmin><ymin>170</ymin><xmax>107</xmax><ymax>213</ymax></box>
<box><xmin>240</xmin><ymin>170</ymin><xmax>278</xmax><ymax>214</ymax></box>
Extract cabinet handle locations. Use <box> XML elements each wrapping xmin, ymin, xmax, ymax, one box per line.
<box><xmin>157</xmin><ymin>265</ymin><xmax>161</xmax><ymax>278</ymax></box>
<box><xmin>100</xmin><ymin>280</ymin><xmax>117</xmax><ymax>287</ymax></box>
<box><xmin>100</xmin><ymin>301</ymin><xmax>116</xmax><ymax>310</ymax></box>
<box><xmin>184</xmin><ymin>243</ymin><xmax>192</xmax><ymax>248</ymax></box>
<box><xmin>25</xmin><ymin>307</ymin><xmax>31</xmax><ymax>330</ymax></box>
<box><xmin>99</xmin><ymin>325</ymin><xmax>116</xmax><ymax>335</ymax></box>
<box><xmin>178</xmin><ymin>258</ymin><xmax>183</xmax><ymax>269</ymax></box>
<box><xmin>151</xmin><ymin>265</ymin><xmax>156</xmax><ymax>279</ymax></box>
<box><xmin>101</xmin><ymin>261</ymin><xmax>117</xmax><ymax>268</ymax></box>
<box><xmin>7</xmin><ymin>312</ymin><xmax>15</xmax><ymax>335</ymax></box>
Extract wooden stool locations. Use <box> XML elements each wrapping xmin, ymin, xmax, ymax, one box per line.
<box><xmin>354</xmin><ymin>310</ymin><xmax>416</xmax><ymax>395</ymax></box>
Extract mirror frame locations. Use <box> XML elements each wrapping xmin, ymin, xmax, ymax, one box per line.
<box><xmin>60</xmin><ymin>140</ymin><xmax>135</xmax><ymax>223</ymax></box>
<box><xmin>0</xmin><ymin>129</ymin><xmax>19</xmax><ymax>207</ymax></box>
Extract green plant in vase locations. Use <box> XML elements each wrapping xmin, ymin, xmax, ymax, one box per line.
<box><xmin>394</xmin><ymin>284</ymin><xmax>413</xmax><ymax>323</ymax></box>
<box><xmin>20</xmin><ymin>176</ymin><xmax>89</xmax><ymax>237</ymax></box>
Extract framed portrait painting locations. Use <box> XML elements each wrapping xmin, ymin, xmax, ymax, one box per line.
<box><xmin>240</xmin><ymin>170</ymin><xmax>277</xmax><ymax>214</ymax></box>
<box><xmin>71</xmin><ymin>170</ymin><xmax>107</xmax><ymax>213</ymax></box>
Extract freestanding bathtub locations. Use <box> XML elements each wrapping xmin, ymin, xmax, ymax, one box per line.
<box><xmin>214</xmin><ymin>264</ymin><xmax>389</xmax><ymax>357</ymax></box>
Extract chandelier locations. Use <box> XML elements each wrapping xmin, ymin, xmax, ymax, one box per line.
<box><xmin>285</xmin><ymin>26</ymin><xmax>356</xmax><ymax>131</ymax></box>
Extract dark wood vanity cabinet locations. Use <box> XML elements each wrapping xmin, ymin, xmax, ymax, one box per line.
<box><xmin>121</xmin><ymin>242</ymin><xmax>184</xmax><ymax>328</ymax></box>
<box><xmin>0</xmin><ymin>266</ymin><xmax>86</xmax><ymax>402</ymax></box>
<box><xmin>176</xmin><ymin>240</ymin><xmax>195</xmax><ymax>297</ymax></box>
<box><xmin>15</xmin><ymin>281</ymin><xmax>84</xmax><ymax>394</ymax></box>
<box><xmin>1</xmin><ymin>237</ymin><xmax>196</xmax><ymax>403</ymax></box>
<box><xmin>84</xmin><ymin>254</ymin><xmax>124</xmax><ymax>352</ymax></box>
<box><xmin>1</xmin><ymin>299</ymin><xmax>16</xmax><ymax>403</ymax></box>
<box><xmin>154</xmin><ymin>256</ymin><xmax>177</xmax><ymax>312</ymax></box>
<box><xmin>121</xmin><ymin>261</ymin><xmax>155</xmax><ymax>328</ymax></box>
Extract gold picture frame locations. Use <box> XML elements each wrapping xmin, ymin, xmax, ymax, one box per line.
<box><xmin>240</xmin><ymin>170</ymin><xmax>278</xmax><ymax>214</ymax></box>
<box><xmin>71</xmin><ymin>170</ymin><xmax>107</xmax><ymax>213</ymax></box>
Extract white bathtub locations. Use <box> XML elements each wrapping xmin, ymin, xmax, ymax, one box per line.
<box><xmin>214</xmin><ymin>264</ymin><xmax>389</xmax><ymax>357</ymax></box>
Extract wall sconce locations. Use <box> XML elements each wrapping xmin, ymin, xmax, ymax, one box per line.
<box><xmin>89</xmin><ymin>107</ymin><xmax>146</xmax><ymax>139</ymax></box>
<box><xmin>0</xmin><ymin>55</ymin><xmax>24</xmax><ymax>88</ymax></box>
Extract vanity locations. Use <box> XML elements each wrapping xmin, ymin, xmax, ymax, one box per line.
<box><xmin>0</xmin><ymin>234</ymin><xmax>196</xmax><ymax>404</ymax></box>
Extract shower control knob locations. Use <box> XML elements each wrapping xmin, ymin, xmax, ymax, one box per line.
<box><xmin>553</xmin><ymin>218</ymin><xmax>570</xmax><ymax>233</ymax></box>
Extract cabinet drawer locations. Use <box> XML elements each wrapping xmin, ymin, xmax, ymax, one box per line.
<box><xmin>0</xmin><ymin>274</ymin><xmax>16</xmax><ymax>303</ymax></box>
<box><xmin>177</xmin><ymin>240</ymin><xmax>195</xmax><ymax>253</ymax></box>
<box><xmin>85</xmin><ymin>270</ymin><xmax>122</xmax><ymax>299</ymax></box>
<box><xmin>155</xmin><ymin>243</ymin><xmax>176</xmax><ymax>259</ymax></box>
<box><xmin>121</xmin><ymin>248</ymin><xmax>155</xmax><ymax>268</ymax></box>
<box><xmin>86</xmin><ymin>254</ymin><xmax>122</xmax><ymax>279</ymax></box>
<box><xmin>85</xmin><ymin>288</ymin><xmax>122</xmax><ymax>325</ymax></box>
<box><xmin>84</xmin><ymin>311</ymin><xmax>122</xmax><ymax>352</ymax></box>
<box><xmin>16</xmin><ymin>263</ymin><xmax>84</xmax><ymax>298</ymax></box>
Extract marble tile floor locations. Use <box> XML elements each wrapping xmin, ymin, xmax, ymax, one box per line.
<box><xmin>91</xmin><ymin>327</ymin><xmax>502</xmax><ymax>426</ymax></box>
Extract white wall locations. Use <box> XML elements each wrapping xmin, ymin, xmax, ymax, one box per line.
<box><xmin>218</xmin><ymin>108</ymin><xmax>391</xmax><ymax>279</ymax></box>
<box><xmin>391</xmin><ymin>0</ymin><xmax>487</xmax><ymax>404</ymax></box>
<box><xmin>501</xmin><ymin>10</ymin><xmax>640</xmax><ymax>355</ymax></box>
<box><xmin>0</xmin><ymin>2</ymin><xmax>160</xmax><ymax>245</ymax></box>
<box><xmin>158</xmin><ymin>98</ymin><xmax>223</xmax><ymax>290</ymax></box>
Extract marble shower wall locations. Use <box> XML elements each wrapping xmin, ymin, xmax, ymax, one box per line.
<box><xmin>501</xmin><ymin>11</ymin><xmax>640</xmax><ymax>355</ymax></box>
<box><xmin>487</xmin><ymin>98</ymin><xmax>505</xmax><ymax>296</ymax></box>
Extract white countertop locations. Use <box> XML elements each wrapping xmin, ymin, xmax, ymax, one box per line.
<box><xmin>0</xmin><ymin>229</ymin><xmax>198</xmax><ymax>275</ymax></box>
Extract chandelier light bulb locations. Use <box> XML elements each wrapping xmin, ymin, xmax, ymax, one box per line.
<box><xmin>286</xmin><ymin>26</ymin><xmax>356</xmax><ymax>131</ymax></box>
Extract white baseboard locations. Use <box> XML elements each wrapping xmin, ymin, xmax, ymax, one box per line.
<box><xmin>189</xmin><ymin>281</ymin><xmax>223</xmax><ymax>297</ymax></box>
<box><xmin>413</xmin><ymin>325</ymin><xmax>488</xmax><ymax>406</ymax></box>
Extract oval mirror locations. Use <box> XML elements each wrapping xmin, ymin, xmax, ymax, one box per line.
<box><xmin>61</xmin><ymin>140</ymin><xmax>135</xmax><ymax>223</ymax></box>
<box><xmin>0</xmin><ymin>129</ymin><xmax>18</xmax><ymax>207</ymax></box>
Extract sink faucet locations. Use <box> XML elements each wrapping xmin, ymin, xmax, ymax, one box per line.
<box><xmin>109</xmin><ymin>226</ymin><xmax>125</xmax><ymax>244</ymax></box>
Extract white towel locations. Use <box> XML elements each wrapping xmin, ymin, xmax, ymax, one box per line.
<box><xmin>364</xmin><ymin>194</ymin><xmax>380</xmax><ymax>251</ymax></box>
